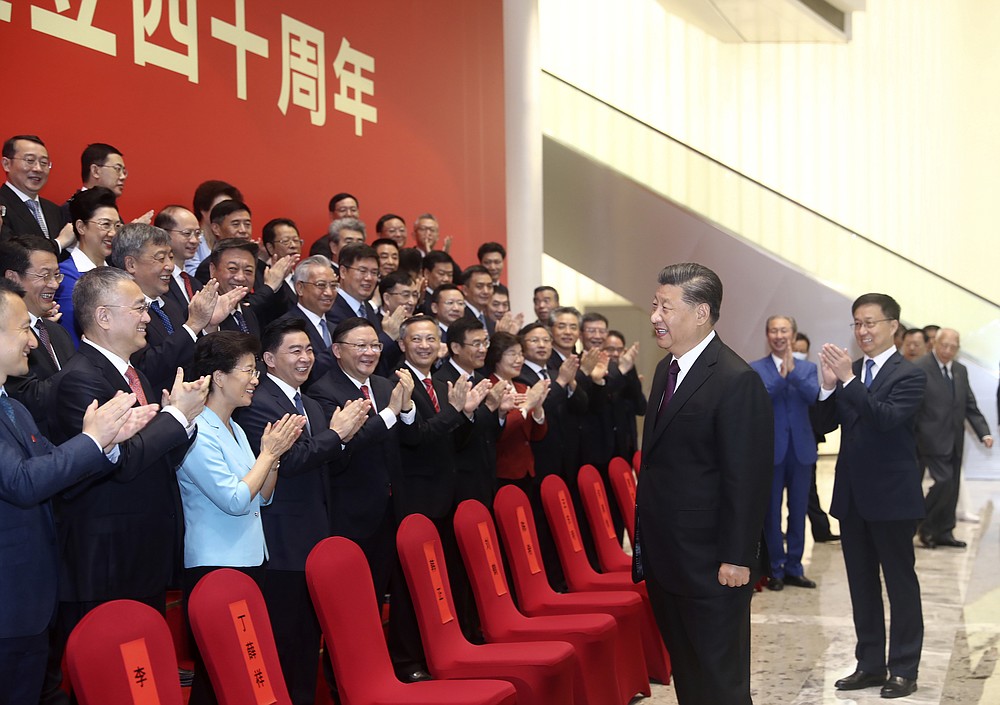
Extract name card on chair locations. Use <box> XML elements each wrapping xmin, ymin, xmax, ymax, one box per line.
<box><xmin>515</xmin><ymin>505</ymin><xmax>542</xmax><ymax>574</ymax></box>
<box><xmin>477</xmin><ymin>521</ymin><xmax>508</xmax><ymax>596</ymax></box>
<box><xmin>558</xmin><ymin>490</ymin><xmax>583</xmax><ymax>552</ymax></box>
<box><xmin>423</xmin><ymin>541</ymin><xmax>454</xmax><ymax>624</ymax></box>
<box><xmin>119</xmin><ymin>638</ymin><xmax>161</xmax><ymax>705</ymax></box>
<box><xmin>624</xmin><ymin>471</ymin><xmax>637</xmax><ymax>506</ymax></box>
<box><xmin>593</xmin><ymin>482</ymin><xmax>617</xmax><ymax>540</ymax></box>
<box><xmin>228</xmin><ymin>599</ymin><xmax>278</xmax><ymax>705</ymax></box>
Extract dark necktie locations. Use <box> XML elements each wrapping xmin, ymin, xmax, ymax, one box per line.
<box><xmin>34</xmin><ymin>319</ymin><xmax>59</xmax><ymax>367</ymax></box>
<box><xmin>180</xmin><ymin>271</ymin><xmax>195</xmax><ymax>300</ymax></box>
<box><xmin>232</xmin><ymin>308</ymin><xmax>250</xmax><ymax>334</ymax></box>
<box><xmin>478</xmin><ymin>312</ymin><xmax>487</xmax><ymax>328</ymax></box>
<box><xmin>320</xmin><ymin>319</ymin><xmax>332</xmax><ymax>347</ymax></box>
<box><xmin>357</xmin><ymin>303</ymin><xmax>369</xmax><ymax>320</ymax></box>
<box><xmin>149</xmin><ymin>300</ymin><xmax>174</xmax><ymax>335</ymax></box>
<box><xmin>423</xmin><ymin>378</ymin><xmax>440</xmax><ymax>413</ymax></box>
<box><xmin>124</xmin><ymin>366</ymin><xmax>148</xmax><ymax>405</ymax></box>
<box><xmin>656</xmin><ymin>359</ymin><xmax>681</xmax><ymax>420</ymax></box>
<box><xmin>942</xmin><ymin>365</ymin><xmax>954</xmax><ymax>396</ymax></box>
<box><xmin>294</xmin><ymin>391</ymin><xmax>311</xmax><ymax>435</ymax></box>
<box><xmin>25</xmin><ymin>199</ymin><xmax>49</xmax><ymax>237</ymax></box>
<box><xmin>863</xmin><ymin>359</ymin><xmax>875</xmax><ymax>389</ymax></box>
<box><xmin>0</xmin><ymin>391</ymin><xmax>16</xmax><ymax>426</ymax></box>
<box><xmin>538</xmin><ymin>367</ymin><xmax>549</xmax><ymax>380</ymax></box>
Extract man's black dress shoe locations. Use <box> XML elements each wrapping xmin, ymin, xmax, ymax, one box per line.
<box><xmin>880</xmin><ymin>675</ymin><xmax>917</xmax><ymax>698</ymax></box>
<box><xmin>400</xmin><ymin>668</ymin><xmax>432</xmax><ymax>683</ymax></box>
<box><xmin>834</xmin><ymin>669</ymin><xmax>886</xmax><ymax>690</ymax></box>
<box><xmin>783</xmin><ymin>574</ymin><xmax>817</xmax><ymax>588</ymax></box>
<box><xmin>766</xmin><ymin>577</ymin><xmax>783</xmax><ymax>591</ymax></box>
<box><xmin>814</xmin><ymin>533</ymin><xmax>840</xmax><ymax>543</ymax></box>
<box><xmin>936</xmin><ymin>536</ymin><xmax>967</xmax><ymax>548</ymax></box>
<box><xmin>918</xmin><ymin>534</ymin><xmax>936</xmax><ymax>549</ymax></box>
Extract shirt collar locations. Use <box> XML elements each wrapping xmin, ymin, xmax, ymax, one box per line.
<box><xmin>4</xmin><ymin>181</ymin><xmax>36</xmax><ymax>203</ymax></box>
<box><xmin>673</xmin><ymin>330</ymin><xmax>716</xmax><ymax>374</ymax></box>
<box><xmin>864</xmin><ymin>345</ymin><xmax>897</xmax><ymax>372</ymax></box>
<box><xmin>296</xmin><ymin>303</ymin><xmax>325</xmax><ymax>330</ymax></box>
<box><xmin>449</xmin><ymin>358</ymin><xmax>473</xmax><ymax>379</ymax></box>
<box><xmin>267</xmin><ymin>372</ymin><xmax>299</xmax><ymax>404</ymax></box>
<box><xmin>336</xmin><ymin>289</ymin><xmax>364</xmax><ymax>314</ymax></box>
<box><xmin>405</xmin><ymin>361</ymin><xmax>432</xmax><ymax>383</ymax></box>
<box><xmin>82</xmin><ymin>337</ymin><xmax>131</xmax><ymax>376</ymax></box>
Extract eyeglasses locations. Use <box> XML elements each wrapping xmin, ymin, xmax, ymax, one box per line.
<box><xmin>300</xmin><ymin>280</ymin><xmax>338</xmax><ymax>291</ymax></box>
<box><xmin>97</xmin><ymin>163</ymin><xmax>128</xmax><ymax>177</ymax></box>
<box><xmin>11</xmin><ymin>155</ymin><xmax>52</xmax><ymax>169</ymax></box>
<box><xmin>102</xmin><ymin>302</ymin><xmax>150</xmax><ymax>314</ymax></box>
<box><xmin>460</xmin><ymin>339</ymin><xmax>490</xmax><ymax>350</ymax></box>
<box><xmin>342</xmin><ymin>265</ymin><xmax>379</xmax><ymax>278</ymax></box>
<box><xmin>234</xmin><ymin>365</ymin><xmax>261</xmax><ymax>379</ymax></box>
<box><xmin>336</xmin><ymin>341</ymin><xmax>384</xmax><ymax>353</ymax></box>
<box><xmin>382</xmin><ymin>226</ymin><xmax>407</xmax><ymax>236</ymax></box>
<box><xmin>415</xmin><ymin>225</ymin><xmax>439</xmax><ymax>233</ymax></box>
<box><xmin>23</xmin><ymin>270</ymin><xmax>64</xmax><ymax>284</ymax></box>
<box><xmin>274</xmin><ymin>238</ymin><xmax>304</xmax><ymax>247</ymax></box>
<box><xmin>850</xmin><ymin>319</ymin><xmax>894</xmax><ymax>331</ymax></box>
<box><xmin>87</xmin><ymin>219</ymin><xmax>124</xmax><ymax>233</ymax></box>
<box><xmin>169</xmin><ymin>228</ymin><xmax>203</xmax><ymax>240</ymax></box>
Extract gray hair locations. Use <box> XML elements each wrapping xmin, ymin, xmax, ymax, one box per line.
<box><xmin>657</xmin><ymin>263</ymin><xmax>723</xmax><ymax>325</ymax></box>
<box><xmin>549</xmin><ymin>306</ymin><xmax>581</xmax><ymax>326</ymax></box>
<box><xmin>765</xmin><ymin>315</ymin><xmax>797</xmax><ymax>334</ymax></box>
<box><xmin>73</xmin><ymin>267</ymin><xmax>135</xmax><ymax>335</ymax></box>
<box><xmin>111</xmin><ymin>223</ymin><xmax>171</xmax><ymax>269</ymax></box>
<box><xmin>293</xmin><ymin>255</ymin><xmax>335</xmax><ymax>284</ymax></box>
<box><xmin>328</xmin><ymin>217</ymin><xmax>366</xmax><ymax>243</ymax></box>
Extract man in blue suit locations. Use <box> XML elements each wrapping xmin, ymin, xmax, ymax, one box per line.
<box><xmin>750</xmin><ymin>315</ymin><xmax>820</xmax><ymax>590</ymax></box>
<box><xmin>0</xmin><ymin>277</ymin><xmax>155</xmax><ymax>704</ymax></box>
<box><xmin>817</xmin><ymin>293</ymin><xmax>927</xmax><ymax>699</ymax></box>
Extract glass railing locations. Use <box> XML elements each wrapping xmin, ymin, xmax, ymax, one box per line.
<box><xmin>541</xmin><ymin>71</ymin><xmax>1000</xmax><ymax>365</ymax></box>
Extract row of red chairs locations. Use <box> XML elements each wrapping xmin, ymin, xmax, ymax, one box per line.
<box><xmin>64</xmin><ymin>457</ymin><xmax>663</xmax><ymax>705</ymax></box>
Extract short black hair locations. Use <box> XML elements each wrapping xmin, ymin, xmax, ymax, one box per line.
<box><xmin>657</xmin><ymin>263</ymin><xmax>723</xmax><ymax>325</ymax></box>
<box><xmin>0</xmin><ymin>234</ymin><xmax>57</xmax><ymax>276</ymax></box>
<box><xmin>371</xmin><ymin>237</ymin><xmax>399</xmax><ymax>252</ymax></box>
<box><xmin>852</xmin><ymin>293</ymin><xmax>901</xmax><ymax>322</ymax></box>
<box><xmin>209</xmin><ymin>238</ymin><xmax>259</xmax><ymax>268</ymax></box>
<box><xmin>262</xmin><ymin>218</ymin><xmax>298</xmax><ymax>246</ymax></box>
<box><xmin>492</xmin><ymin>283</ymin><xmax>509</xmax><ymax>297</ymax></box>
<box><xmin>261</xmin><ymin>317</ymin><xmax>310</xmax><ymax>356</ymax></box>
<box><xmin>460</xmin><ymin>265</ymin><xmax>490</xmax><ymax>287</ymax></box>
<box><xmin>533</xmin><ymin>285</ymin><xmax>558</xmax><ymax>300</ymax></box>
<box><xmin>328</xmin><ymin>192</ymin><xmax>358</xmax><ymax>212</ymax></box>
<box><xmin>904</xmin><ymin>328</ymin><xmax>928</xmax><ymax>343</ymax></box>
<box><xmin>376</xmin><ymin>213</ymin><xmax>404</xmax><ymax>233</ymax></box>
<box><xmin>332</xmin><ymin>316</ymin><xmax>376</xmax><ymax>343</ymax></box>
<box><xmin>80</xmin><ymin>143</ymin><xmax>122</xmax><ymax>182</ymax></box>
<box><xmin>378</xmin><ymin>271</ymin><xmax>415</xmax><ymax>297</ymax></box>
<box><xmin>607</xmin><ymin>329</ymin><xmax>627</xmax><ymax>345</ymax></box>
<box><xmin>210</xmin><ymin>199</ymin><xmax>251</xmax><ymax>224</ymax></box>
<box><xmin>581</xmin><ymin>312</ymin><xmax>609</xmax><ymax>328</ymax></box>
<box><xmin>518</xmin><ymin>321</ymin><xmax>548</xmax><ymax>339</ymax></box>
<box><xmin>922</xmin><ymin>324</ymin><xmax>940</xmax><ymax>336</ymax></box>
<box><xmin>432</xmin><ymin>283</ymin><xmax>463</xmax><ymax>304</ymax></box>
<box><xmin>192</xmin><ymin>180</ymin><xmax>242</xmax><ymax>218</ymax></box>
<box><xmin>421</xmin><ymin>250</ymin><xmax>453</xmax><ymax>272</ymax></box>
<box><xmin>397</xmin><ymin>248</ymin><xmax>423</xmax><ymax>276</ymax></box>
<box><xmin>484</xmin><ymin>331</ymin><xmax>520</xmax><ymax>373</ymax></box>
<box><xmin>0</xmin><ymin>277</ymin><xmax>26</xmax><ymax>322</ymax></box>
<box><xmin>794</xmin><ymin>332</ymin><xmax>810</xmax><ymax>349</ymax></box>
<box><xmin>190</xmin><ymin>331</ymin><xmax>260</xmax><ymax>383</ymax></box>
<box><xmin>477</xmin><ymin>242</ymin><xmax>506</xmax><ymax>261</ymax></box>
<box><xmin>446</xmin><ymin>317</ymin><xmax>486</xmax><ymax>349</ymax></box>
<box><xmin>2</xmin><ymin>135</ymin><xmax>45</xmax><ymax>159</ymax></box>
<box><xmin>339</xmin><ymin>243</ymin><xmax>378</xmax><ymax>270</ymax></box>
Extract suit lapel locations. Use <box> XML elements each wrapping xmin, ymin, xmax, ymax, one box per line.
<box><xmin>645</xmin><ymin>336</ymin><xmax>720</xmax><ymax>448</ymax></box>
<box><xmin>869</xmin><ymin>352</ymin><xmax>902</xmax><ymax>394</ymax></box>
<box><xmin>641</xmin><ymin>358</ymin><xmax>670</xmax><ymax>454</ymax></box>
<box><xmin>80</xmin><ymin>344</ymin><xmax>138</xmax><ymax>399</ymax></box>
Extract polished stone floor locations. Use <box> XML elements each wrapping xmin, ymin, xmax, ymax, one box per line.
<box><xmin>643</xmin><ymin>458</ymin><xmax>1000</xmax><ymax>704</ymax></box>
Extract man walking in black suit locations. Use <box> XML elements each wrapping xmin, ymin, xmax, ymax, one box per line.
<box><xmin>0</xmin><ymin>135</ymin><xmax>72</xmax><ymax>256</ymax></box>
<box><xmin>236</xmin><ymin>318</ymin><xmax>368</xmax><ymax>705</ymax></box>
<box><xmin>635</xmin><ymin>263</ymin><xmax>773</xmax><ymax>705</ymax></box>
<box><xmin>914</xmin><ymin>328</ymin><xmax>992</xmax><ymax>549</ymax></box>
<box><xmin>817</xmin><ymin>293</ymin><xmax>927</xmax><ymax>699</ymax></box>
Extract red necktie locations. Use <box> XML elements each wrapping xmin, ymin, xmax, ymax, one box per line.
<box><xmin>360</xmin><ymin>385</ymin><xmax>370</xmax><ymax>400</ymax></box>
<box><xmin>124</xmin><ymin>366</ymin><xmax>148</xmax><ymax>405</ymax></box>
<box><xmin>423</xmin><ymin>378</ymin><xmax>440</xmax><ymax>413</ymax></box>
<box><xmin>180</xmin><ymin>271</ymin><xmax>195</xmax><ymax>299</ymax></box>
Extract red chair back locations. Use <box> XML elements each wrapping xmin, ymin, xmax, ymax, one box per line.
<box><xmin>188</xmin><ymin>569</ymin><xmax>292</xmax><ymax>705</ymax></box>
<box><xmin>66</xmin><ymin>599</ymin><xmax>183</xmax><ymax>705</ymax></box>
<box><xmin>306</xmin><ymin>537</ymin><xmax>409</xmax><ymax>702</ymax></box>
<box><xmin>577</xmin><ymin>465</ymin><xmax>631</xmax><ymax>573</ymax></box>
<box><xmin>492</xmin><ymin>485</ymin><xmax>559</xmax><ymax>613</ymax></box>
<box><xmin>540</xmin><ymin>475</ymin><xmax>606</xmax><ymax>590</ymax></box>
<box><xmin>607</xmin><ymin>456</ymin><xmax>638</xmax><ymax>542</ymax></box>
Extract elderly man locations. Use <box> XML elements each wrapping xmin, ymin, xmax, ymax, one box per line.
<box><xmin>914</xmin><ymin>328</ymin><xmax>992</xmax><ymax>549</ymax></box>
<box><xmin>274</xmin><ymin>255</ymin><xmax>340</xmax><ymax>388</ymax></box>
<box><xmin>156</xmin><ymin>205</ymin><xmax>205</xmax><ymax>316</ymax></box>
<box><xmin>0</xmin><ymin>135</ymin><xmax>71</xmax><ymax>255</ymax></box>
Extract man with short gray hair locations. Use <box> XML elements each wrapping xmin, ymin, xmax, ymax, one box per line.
<box><xmin>273</xmin><ymin>255</ymin><xmax>339</xmax><ymax>387</ymax></box>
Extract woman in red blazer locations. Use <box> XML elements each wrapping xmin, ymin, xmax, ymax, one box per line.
<box><xmin>485</xmin><ymin>332</ymin><xmax>550</xmax><ymax>492</ymax></box>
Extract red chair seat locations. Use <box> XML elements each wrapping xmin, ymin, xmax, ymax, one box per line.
<box><xmin>493</xmin><ymin>485</ymin><xmax>652</xmax><ymax>699</ymax></box>
<box><xmin>397</xmin><ymin>513</ymin><xmax>576</xmax><ymax>705</ymax></box>
<box><xmin>577</xmin><ymin>464</ymin><xmax>632</xmax><ymax>573</ymax></box>
<box><xmin>306</xmin><ymin>536</ymin><xmax>517</xmax><ymax>705</ymax></box>
<box><xmin>454</xmin><ymin>499</ymin><xmax>628</xmax><ymax>705</ymax></box>
<box><xmin>66</xmin><ymin>600</ymin><xmax>183</xmax><ymax>705</ymax></box>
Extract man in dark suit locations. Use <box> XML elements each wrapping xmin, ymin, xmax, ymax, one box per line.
<box><xmin>817</xmin><ymin>293</ymin><xmax>927</xmax><ymax>699</ymax></box>
<box><xmin>635</xmin><ymin>263</ymin><xmax>773</xmax><ymax>705</ymax></box>
<box><xmin>417</xmin><ymin>251</ymin><xmax>456</xmax><ymax>316</ymax></box>
<box><xmin>459</xmin><ymin>264</ymin><xmax>495</xmax><ymax>333</ymax></box>
<box><xmin>208</xmin><ymin>238</ymin><xmax>263</xmax><ymax>338</ymax></box>
<box><xmin>0</xmin><ymin>236</ymin><xmax>75</xmax><ymax>430</ymax></box>
<box><xmin>603</xmin><ymin>329</ymin><xmax>647</xmax><ymax>461</ymax></box>
<box><xmin>0</xmin><ymin>277</ymin><xmax>156</xmax><ymax>705</ymax></box>
<box><xmin>235</xmin><ymin>318</ymin><xmax>367</xmax><ymax>705</ymax></box>
<box><xmin>0</xmin><ymin>135</ymin><xmax>71</xmax><ymax>257</ymax></box>
<box><xmin>157</xmin><ymin>205</ymin><xmax>205</xmax><ymax>317</ymax></box>
<box><xmin>48</xmin><ymin>268</ymin><xmax>207</xmax><ymax>629</ymax></box>
<box><xmin>914</xmin><ymin>328</ymin><xmax>992</xmax><ymax>549</ymax></box>
<box><xmin>750</xmin><ymin>315</ymin><xmax>821</xmax><ymax>590</ymax></box>
<box><xmin>274</xmin><ymin>255</ymin><xmax>339</xmax><ymax>389</ymax></box>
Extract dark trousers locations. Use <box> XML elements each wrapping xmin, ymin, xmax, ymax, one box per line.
<box><xmin>840</xmin><ymin>498</ymin><xmax>923</xmax><ymax>679</ymax></box>
<box><xmin>920</xmin><ymin>452</ymin><xmax>961</xmax><ymax>540</ymax></box>
<box><xmin>645</xmin><ymin>578</ymin><xmax>754</xmax><ymax>705</ymax></box>
<box><xmin>0</xmin><ymin>630</ymin><xmax>48</xmax><ymax>705</ymax></box>
<box><xmin>806</xmin><ymin>462</ymin><xmax>834</xmax><ymax>539</ymax></box>
<box><xmin>264</xmin><ymin>570</ymin><xmax>321</xmax><ymax>705</ymax></box>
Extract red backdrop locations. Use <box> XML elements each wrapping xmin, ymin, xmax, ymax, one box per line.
<box><xmin>1</xmin><ymin>0</ymin><xmax>507</xmax><ymax>267</ymax></box>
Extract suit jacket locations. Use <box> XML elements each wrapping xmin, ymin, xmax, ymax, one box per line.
<box><xmin>49</xmin><ymin>344</ymin><xmax>194</xmax><ymax>601</ymax></box>
<box><xmin>5</xmin><ymin>318</ymin><xmax>75</xmax><ymax>431</ymax></box>
<box><xmin>273</xmin><ymin>306</ymin><xmax>336</xmax><ymax>389</ymax></box>
<box><xmin>130</xmin><ymin>297</ymin><xmax>197</xmax><ymax>393</ymax></box>
<box><xmin>164</xmin><ymin>271</ymin><xmax>204</xmax><ymax>319</ymax></box>
<box><xmin>609</xmin><ymin>363</ymin><xmax>646</xmax><ymax>460</ymax></box>
<box><xmin>914</xmin><ymin>353</ymin><xmax>989</xmax><ymax>459</ymax></box>
<box><xmin>492</xmin><ymin>377</ymin><xmax>548</xmax><ymax>480</ymax></box>
<box><xmin>750</xmin><ymin>356</ymin><xmax>819</xmax><ymax>466</ymax></box>
<box><xmin>0</xmin><ymin>184</ymin><xmax>66</xmax><ymax>253</ymax></box>
<box><xmin>234</xmin><ymin>375</ymin><xmax>346</xmax><ymax>571</ymax></box>
<box><xmin>816</xmin><ymin>351</ymin><xmax>926</xmax><ymax>522</ymax></box>
<box><xmin>308</xmin><ymin>365</ymin><xmax>418</xmax><ymax>538</ymax></box>
<box><xmin>0</xmin><ymin>397</ymin><xmax>110</xmax><ymax>638</ymax></box>
<box><xmin>463</xmin><ymin>305</ymin><xmax>495</xmax><ymax>334</ymax></box>
<box><xmin>515</xmin><ymin>363</ymin><xmax>588</xmax><ymax>478</ymax></box>
<box><xmin>636</xmin><ymin>334</ymin><xmax>773</xmax><ymax>597</ymax></box>
<box><xmin>219</xmin><ymin>301</ymin><xmax>261</xmax><ymax>339</ymax></box>
<box><xmin>396</xmin><ymin>364</ymin><xmax>469</xmax><ymax>519</ymax></box>
<box><xmin>325</xmin><ymin>294</ymin><xmax>403</xmax><ymax>376</ymax></box>
<box><xmin>54</xmin><ymin>255</ymin><xmax>88</xmax><ymax>347</ymax></box>
<box><xmin>435</xmin><ymin>362</ymin><xmax>502</xmax><ymax>504</ymax></box>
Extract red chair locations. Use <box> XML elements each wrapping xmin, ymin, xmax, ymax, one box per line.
<box><xmin>607</xmin><ymin>456</ymin><xmax>638</xmax><ymax>543</ymax></box>
<box><xmin>397</xmin><ymin>513</ymin><xmax>577</xmax><ymax>705</ymax></box>
<box><xmin>454</xmin><ymin>499</ymin><xmax>633</xmax><ymax>705</ymax></box>
<box><xmin>576</xmin><ymin>465</ymin><xmax>631</xmax><ymax>573</ymax></box>
<box><xmin>65</xmin><ymin>600</ymin><xmax>183</xmax><ymax>705</ymax></box>
<box><xmin>493</xmin><ymin>486</ymin><xmax>651</xmax><ymax>697</ymax></box>
<box><xmin>632</xmin><ymin>450</ymin><xmax>642</xmax><ymax>474</ymax></box>
<box><xmin>306</xmin><ymin>537</ymin><xmax>517</xmax><ymax>705</ymax></box>
<box><xmin>187</xmin><ymin>568</ymin><xmax>292</xmax><ymax>705</ymax></box>
<box><xmin>540</xmin><ymin>475</ymin><xmax>671</xmax><ymax>684</ymax></box>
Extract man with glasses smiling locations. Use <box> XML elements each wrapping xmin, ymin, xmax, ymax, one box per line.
<box><xmin>274</xmin><ymin>255</ymin><xmax>340</xmax><ymax>388</ymax></box>
<box><xmin>60</xmin><ymin>143</ymin><xmax>154</xmax><ymax>227</ymax></box>
<box><xmin>156</xmin><ymin>205</ymin><xmax>205</xmax><ymax>316</ymax></box>
<box><xmin>0</xmin><ymin>135</ymin><xmax>72</xmax><ymax>256</ymax></box>
<box><xmin>817</xmin><ymin>293</ymin><xmax>927</xmax><ymax>699</ymax></box>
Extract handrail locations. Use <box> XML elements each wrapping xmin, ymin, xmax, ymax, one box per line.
<box><xmin>541</xmin><ymin>69</ymin><xmax>998</xmax><ymax>310</ymax></box>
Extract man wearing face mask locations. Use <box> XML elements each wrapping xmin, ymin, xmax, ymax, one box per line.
<box><xmin>750</xmin><ymin>315</ymin><xmax>820</xmax><ymax>591</ymax></box>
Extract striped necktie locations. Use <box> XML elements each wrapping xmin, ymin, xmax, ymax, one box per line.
<box><xmin>24</xmin><ymin>199</ymin><xmax>49</xmax><ymax>237</ymax></box>
<box><xmin>34</xmin><ymin>319</ymin><xmax>59</xmax><ymax>367</ymax></box>
<box><xmin>149</xmin><ymin>300</ymin><xmax>174</xmax><ymax>334</ymax></box>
